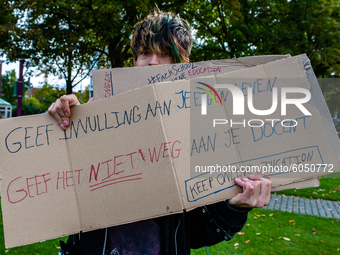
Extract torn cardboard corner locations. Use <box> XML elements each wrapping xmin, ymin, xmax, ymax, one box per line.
<box><xmin>0</xmin><ymin>55</ymin><xmax>339</xmax><ymax>248</ymax></box>
<box><xmin>92</xmin><ymin>54</ymin><xmax>319</xmax><ymax>191</ymax></box>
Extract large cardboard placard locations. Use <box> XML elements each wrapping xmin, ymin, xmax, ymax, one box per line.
<box><xmin>0</xmin><ymin>55</ymin><xmax>339</xmax><ymax>248</ymax></box>
<box><xmin>0</xmin><ymin>55</ymin><xmax>320</xmax><ymax>195</ymax></box>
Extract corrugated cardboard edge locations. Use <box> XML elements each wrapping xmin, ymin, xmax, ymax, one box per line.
<box><xmin>62</xmin><ymin>119</ymin><xmax>87</xmax><ymax>235</ymax></box>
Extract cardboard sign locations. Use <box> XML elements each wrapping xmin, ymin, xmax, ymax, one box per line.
<box><xmin>92</xmin><ymin>54</ymin><xmax>320</xmax><ymax>191</ymax></box>
<box><xmin>0</xmin><ymin>55</ymin><xmax>313</xmax><ymax>196</ymax></box>
<box><xmin>0</xmin><ymin>55</ymin><xmax>339</xmax><ymax>248</ymax></box>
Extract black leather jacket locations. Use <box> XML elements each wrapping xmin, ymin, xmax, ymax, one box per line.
<box><xmin>60</xmin><ymin>201</ymin><xmax>250</xmax><ymax>255</ymax></box>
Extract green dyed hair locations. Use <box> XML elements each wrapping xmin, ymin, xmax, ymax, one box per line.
<box><xmin>131</xmin><ymin>10</ymin><xmax>192</xmax><ymax>63</ymax></box>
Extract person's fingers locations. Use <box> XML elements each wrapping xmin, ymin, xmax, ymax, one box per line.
<box><xmin>230</xmin><ymin>175</ymin><xmax>272</xmax><ymax>208</ymax></box>
<box><xmin>249</xmin><ymin>175</ymin><xmax>272</xmax><ymax>206</ymax></box>
<box><xmin>256</xmin><ymin>178</ymin><xmax>272</xmax><ymax>206</ymax></box>
<box><xmin>68</xmin><ymin>94</ymin><xmax>81</xmax><ymax>106</ymax></box>
<box><xmin>247</xmin><ymin>175</ymin><xmax>272</xmax><ymax>207</ymax></box>
<box><xmin>48</xmin><ymin>95</ymin><xmax>80</xmax><ymax>130</ymax></box>
<box><xmin>228</xmin><ymin>178</ymin><xmax>243</xmax><ymax>206</ymax></box>
<box><xmin>47</xmin><ymin>102</ymin><xmax>57</xmax><ymax>120</ymax></box>
<box><xmin>59</xmin><ymin>95</ymin><xmax>70</xmax><ymax>119</ymax></box>
<box><xmin>48</xmin><ymin>101</ymin><xmax>65</xmax><ymax>129</ymax></box>
<box><xmin>241</xmin><ymin>181</ymin><xmax>253</xmax><ymax>197</ymax></box>
<box><xmin>252</xmin><ymin>180</ymin><xmax>262</xmax><ymax>205</ymax></box>
<box><xmin>60</xmin><ymin>94</ymin><xmax>80</xmax><ymax>120</ymax></box>
<box><xmin>234</xmin><ymin>177</ymin><xmax>246</xmax><ymax>187</ymax></box>
<box><xmin>54</xmin><ymin>98</ymin><xmax>69</xmax><ymax>129</ymax></box>
<box><xmin>229</xmin><ymin>180</ymin><xmax>255</xmax><ymax>207</ymax></box>
<box><xmin>227</xmin><ymin>195</ymin><xmax>241</xmax><ymax>207</ymax></box>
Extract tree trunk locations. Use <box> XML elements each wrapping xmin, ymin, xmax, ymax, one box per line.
<box><xmin>67</xmin><ymin>51</ymin><xmax>73</xmax><ymax>94</ymax></box>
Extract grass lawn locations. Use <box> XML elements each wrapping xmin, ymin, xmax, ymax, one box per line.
<box><xmin>1</xmin><ymin>206</ymin><xmax>339</xmax><ymax>254</ymax></box>
<box><xmin>191</xmin><ymin>208</ymin><xmax>340</xmax><ymax>255</ymax></box>
<box><xmin>0</xmin><ymin>237</ymin><xmax>66</xmax><ymax>254</ymax></box>
<box><xmin>273</xmin><ymin>172</ymin><xmax>340</xmax><ymax>201</ymax></box>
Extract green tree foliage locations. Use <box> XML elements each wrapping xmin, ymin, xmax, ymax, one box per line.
<box><xmin>184</xmin><ymin>0</ymin><xmax>247</xmax><ymax>60</ymax></box>
<box><xmin>21</xmin><ymin>97</ymin><xmax>45</xmax><ymax>115</ymax></box>
<box><xmin>11</xmin><ymin>98</ymin><xmax>45</xmax><ymax>117</ymax></box>
<box><xmin>184</xmin><ymin>0</ymin><xmax>340</xmax><ymax>115</ymax></box>
<box><xmin>3</xmin><ymin>0</ymin><xmax>338</xmax><ymax>113</ymax></box>
<box><xmin>1</xmin><ymin>0</ymin><xmax>186</xmax><ymax>94</ymax></box>
<box><xmin>184</xmin><ymin>0</ymin><xmax>340</xmax><ymax>78</ymax></box>
<box><xmin>77</xmin><ymin>85</ymin><xmax>90</xmax><ymax>104</ymax></box>
<box><xmin>319</xmin><ymin>79</ymin><xmax>340</xmax><ymax>116</ymax></box>
<box><xmin>3</xmin><ymin>0</ymin><xmax>98</xmax><ymax>95</ymax></box>
<box><xmin>69</xmin><ymin>0</ymin><xmax>186</xmax><ymax>68</ymax></box>
<box><xmin>32</xmin><ymin>84</ymin><xmax>66</xmax><ymax>112</ymax></box>
<box><xmin>1</xmin><ymin>69</ymin><xmax>17</xmax><ymax>105</ymax></box>
<box><xmin>1</xmin><ymin>69</ymin><xmax>44</xmax><ymax>116</ymax></box>
<box><xmin>265</xmin><ymin>0</ymin><xmax>340</xmax><ymax>78</ymax></box>
<box><xmin>0</xmin><ymin>0</ymin><xmax>18</xmax><ymax>53</ymax></box>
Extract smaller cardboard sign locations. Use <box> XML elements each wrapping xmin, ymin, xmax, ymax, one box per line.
<box><xmin>92</xmin><ymin>55</ymin><xmax>291</xmax><ymax>100</ymax></box>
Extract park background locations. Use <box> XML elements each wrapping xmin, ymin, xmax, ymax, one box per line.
<box><xmin>0</xmin><ymin>0</ymin><xmax>339</xmax><ymax>254</ymax></box>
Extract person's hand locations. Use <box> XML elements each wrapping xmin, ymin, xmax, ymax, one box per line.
<box><xmin>228</xmin><ymin>175</ymin><xmax>272</xmax><ymax>208</ymax></box>
<box><xmin>47</xmin><ymin>94</ymin><xmax>80</xmax><ymax>130</ymax></box>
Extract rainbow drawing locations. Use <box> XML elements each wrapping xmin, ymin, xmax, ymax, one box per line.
<box><xmin>196</xmin><ymin>82</ymin><xmax>223</xmax><ymax>106</ymax></box>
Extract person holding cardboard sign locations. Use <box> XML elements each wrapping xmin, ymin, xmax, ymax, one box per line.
<box><xmin>49</xmin><ymin>10</ymin><xmax>271</xmax><ymax>255</ymax></box>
